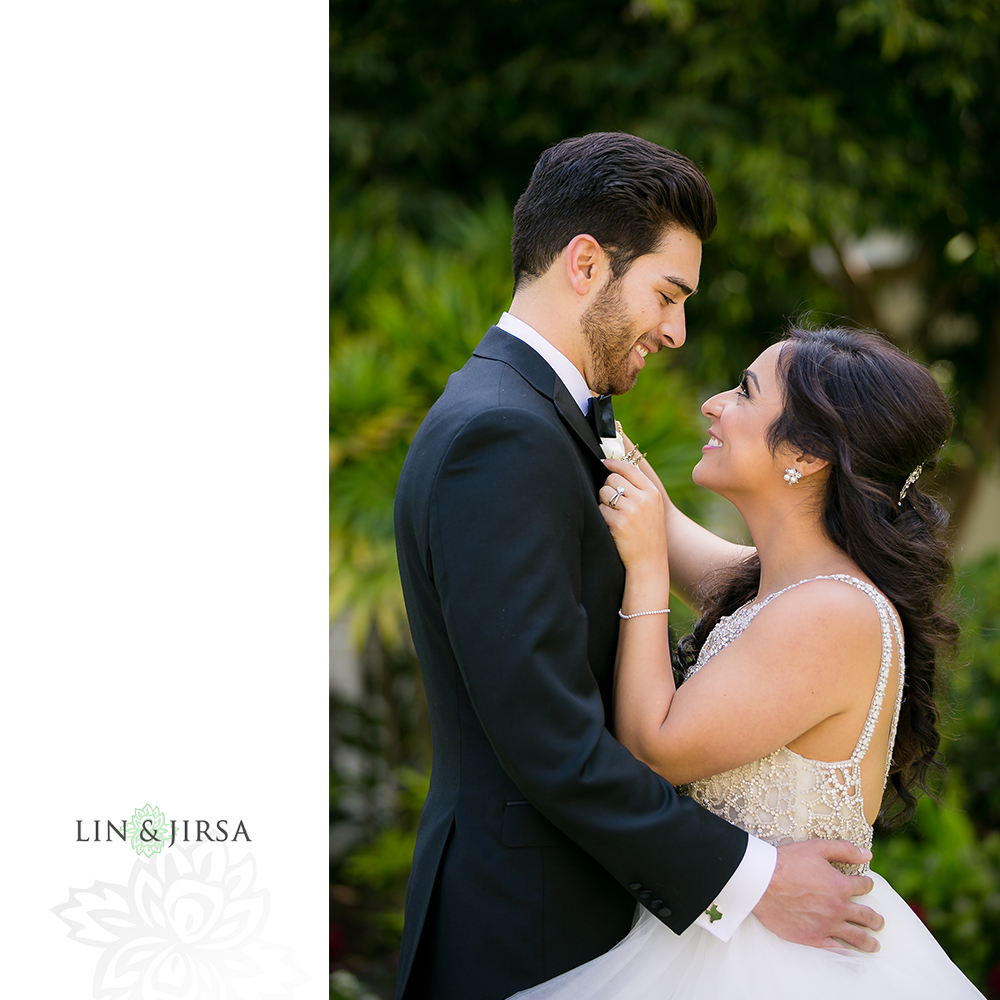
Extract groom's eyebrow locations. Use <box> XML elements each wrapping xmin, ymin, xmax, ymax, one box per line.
<box><xmin>662</xmin><ymin>275</ymin><xmax>697</xmax><ymax>297</ymax></box>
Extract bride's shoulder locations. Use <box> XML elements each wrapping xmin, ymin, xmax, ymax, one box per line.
<box><xmin>747</xmin><ymin>576</ymin><xmax>884</xmax><ymax>670</ymax></box>
<box><xmin>774</xmin><ymin>574</ymin><xmax>882</xmax><ymax>621</ymax></box>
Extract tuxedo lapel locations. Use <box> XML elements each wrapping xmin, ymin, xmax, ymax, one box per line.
<box><xmin>473</xmin><ymin>327</ymin><xmax>605</xmax><ymax>462</ymax></box>
<box><xmin>553</xmin><ymin>380</ymin><xmax>606</xmax><ymax>463</ymax></box>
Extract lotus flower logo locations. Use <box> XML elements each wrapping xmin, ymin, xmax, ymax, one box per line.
<box><xmin>53</xmin><ymin>844</ymin><xmax>306</xmax><ymax>999</ymax></box>
<box><xmin>129</xmin><ymin>803</ymin><xmax>170</xmax><ymax>858</ymax></box>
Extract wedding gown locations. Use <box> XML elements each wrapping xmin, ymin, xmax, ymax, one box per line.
<box><xmin>510</xmin><ymin>575</ymin><xmax>985</xmax><ymax>999</ymax></box>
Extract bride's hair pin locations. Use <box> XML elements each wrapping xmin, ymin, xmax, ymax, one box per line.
<box><xmin>898</xmin><ymin>463</ymin><xmax>924</xmax><ymax>506</ymax></box>
<box><xmin>783</xmin><ymin>467</ymin><xmax>802</xmax><ymax>485</ymax></box>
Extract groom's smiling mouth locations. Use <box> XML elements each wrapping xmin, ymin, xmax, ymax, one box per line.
<box><xmin>633</xmin><ymin>340</ymin><xmax>656</xmax><ymax>365</ymax></box>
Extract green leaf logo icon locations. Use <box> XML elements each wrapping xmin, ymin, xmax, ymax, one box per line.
<box><xmin>128</xmin><ymin>803</ymin><xmax>169</xmax><ymax>857</ymax></box>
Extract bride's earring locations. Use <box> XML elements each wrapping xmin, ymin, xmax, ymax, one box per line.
<box><xmin>783</xmin><ymin>467</ymin><xmax>802</xmax><ymax>485</ymax></box>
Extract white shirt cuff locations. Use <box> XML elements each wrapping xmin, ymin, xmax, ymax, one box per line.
<box><xmin>694</xmin><ymin>835</ymin><xmax>776</xmax><ymax>942</ymax></box>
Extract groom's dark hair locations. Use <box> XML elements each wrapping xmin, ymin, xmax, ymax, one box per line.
<box><xmin>511</xmin><ymin>132</ymin><xmax>717</xmax><ymax>291</ymax></box>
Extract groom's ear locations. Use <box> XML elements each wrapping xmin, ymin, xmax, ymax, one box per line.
<box><xmin>565</xmin><ymin>234</ymin><xmax>606</xmax><ymax>296</ymax></box>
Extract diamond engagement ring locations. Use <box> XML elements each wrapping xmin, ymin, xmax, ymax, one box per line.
<box><xmin>608</xmin><ymin>486</ymin><xmax>625</xmax><ymax>508</ymax></box>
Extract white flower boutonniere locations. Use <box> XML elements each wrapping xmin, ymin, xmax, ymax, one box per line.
<box><xmin>600</xmin><ymin>420</ymin><xmax>627</xmax><ymax>460</ymax></box>
<box><xmin>602</xmin><ymin>420</ymin><xmax>646</xmax><ymax>465</ymax></box>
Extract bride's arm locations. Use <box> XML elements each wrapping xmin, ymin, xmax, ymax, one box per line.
<box><xmin>612</xmin><ymin>442</ymin><xmax>755</xmax><ymax>609</ymax></box>
<box><xmin>601</xmin><ymin>463</ymin><xmax>879</xmax><ymax>786</ymax></box>
<box><xmin>598</xmin><ymin>461</ymin><xmax>676</xmax><ymax>750</ymax></box>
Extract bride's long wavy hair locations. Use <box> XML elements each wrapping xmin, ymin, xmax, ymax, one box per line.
<box><xmin>676</xmin><ymin>325</ymin><xmax>959</xmax><ymax>827</ymax></box>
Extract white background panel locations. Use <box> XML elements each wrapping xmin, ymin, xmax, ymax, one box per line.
<box><xmin>0</xmin><ymin>5</ymin><xmax>327</xmax><ymax>996</ymax></box>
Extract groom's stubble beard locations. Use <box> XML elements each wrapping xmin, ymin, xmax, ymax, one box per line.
<box><xmin>579</xmin><ymin>276</ymin><xmax>644</xmax><ymax>396</ymax></box>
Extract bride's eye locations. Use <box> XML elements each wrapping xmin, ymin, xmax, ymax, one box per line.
<box><xmin>736</xmin><ymin>375</ymin><xmax>751</xmax><ymax>399</ymax></box>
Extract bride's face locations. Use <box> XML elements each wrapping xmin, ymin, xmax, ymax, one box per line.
<box><xmin>693</xmin><ymin>342</ymin><xmax>793</xmax><ymax>498</ymax></box>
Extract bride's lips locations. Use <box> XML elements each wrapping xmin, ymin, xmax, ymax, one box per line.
<box><xmin>702</xmin><ymin>432</ymin><xmax>723</xmax><ymax>453</ymax></box>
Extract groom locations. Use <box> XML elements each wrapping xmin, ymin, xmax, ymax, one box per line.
<box><xmin>393</xmin><ymin>133</ymin><xmax>882</xmax><ymax>1000</ymax></box>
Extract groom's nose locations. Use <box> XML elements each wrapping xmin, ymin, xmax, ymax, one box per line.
<box><xmin>657</xmin><ymin>310</ymin><xmax>686</xmax><ymax>349</ymax></box>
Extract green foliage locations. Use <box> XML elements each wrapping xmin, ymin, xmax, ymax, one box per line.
<box><xmin>344</xmin><ymin>769</ymin><xmax>428</xmax><ymax>894</ymax></box>
<box><xmin>330</xmin><ymin>970</ymin><xmax>380</xmax><ymax>1000</ymax></box>
<box><xmin>949</xmin><ymin>551</ymin><xmax>1000</xmax><ymax>831</ymax></box>
<box><xmin>341</xmin><ymin>770</ymin><xmax>431</xmax><ymax>944</ymax></box>
<box><xmin>332</xmin><ymin>766</ymin><xmax>429</xmax><ymax>978</ymax></box>
<box><xmin>332</xmin><ymin>0</ymin><xmax>1000</xmax><ymax>649</ymax></box>
<box><xmin>330</xmin><ymin>187</ymin><xmax>514</xmax><ymax>646</ymax></box>
<box><xmin>625</xmin><ymin>0</ymin><xmax>1000</xmax><ymax>438</ymax></box>
<box><xmin>334</xmin><ymin>0</ymin><xmax>1000</xmax><ymax>517</ymax></box>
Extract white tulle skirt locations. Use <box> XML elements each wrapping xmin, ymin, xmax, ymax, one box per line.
<box><xmin>509</xmin><ymin>873</ymin><xmax>984</xmax><ymax>999</ymax></box>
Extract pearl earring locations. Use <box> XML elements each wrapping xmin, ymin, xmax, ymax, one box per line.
<box><xmin>783</xmin><ymin>467</ymin><xmax>802</xmax><ymax>485</ymax></box>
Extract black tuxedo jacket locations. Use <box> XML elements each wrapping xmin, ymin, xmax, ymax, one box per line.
<box><xmin>392</xmin><ymin>328</ymin><xmax>747</xmax><ymax>1000</ymax></box>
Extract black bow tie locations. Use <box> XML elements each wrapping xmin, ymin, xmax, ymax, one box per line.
<box><xmin>586</xmin><ymin>394</ymin><xmax>616</xmax><ymax>441</ymax></box>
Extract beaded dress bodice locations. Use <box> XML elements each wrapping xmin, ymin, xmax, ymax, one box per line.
<box><xmin>683</xmin><ymin>575</ymin><xmax>905</xmax><ymax>875</ymax></box>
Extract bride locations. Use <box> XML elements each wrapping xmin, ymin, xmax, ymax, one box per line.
<box><xmin>511</xmin><ymin>326</ymin><xmax>984</xmax><ymax>998</ymax></box>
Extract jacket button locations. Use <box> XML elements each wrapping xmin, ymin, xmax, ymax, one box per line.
<box><xmin>658</xmin><ymin>906</ymin><xmax>673</xmax><ymax>917</ymax></box>
<box><xmin>628</xmin><ymin>883</ymin><xmax>642</xmax><ymax>892</ymax></box>
<box><xmin>638</xmin><ymin>890</ymin><xmax>652</xmax><ymax>900</ymax></box>
<box><xmin>650</xmin><ymin>899</ymin><xmax>663</xmax><ymax>909</ymax></box>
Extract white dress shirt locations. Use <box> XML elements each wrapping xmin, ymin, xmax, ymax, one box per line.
<box><xmin>494</xmin><ymin>311</ymin><xmax>779</xmax><ymax>940</ymax></box>
<box><xmin>498</xmin><ymin>311</ymin><xmax>593</xmax><ymax>414</ymax></box>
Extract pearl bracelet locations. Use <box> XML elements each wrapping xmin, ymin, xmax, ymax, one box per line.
<box><xmin>618</xmin><ymin>607</ymin><xmax>670</xmax><ymax>619</ymax></box>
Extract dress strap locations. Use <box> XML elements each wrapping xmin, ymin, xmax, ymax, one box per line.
<box><xmin>799</xmin><ymin>576</ymin><xmax>906</xmax><ymax>780</ymax></box>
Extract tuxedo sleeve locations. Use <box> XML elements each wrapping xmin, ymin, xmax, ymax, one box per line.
<box><xmin>429</xmin><ymin>405</ymin><xmax>750</xmax><ymax>933</ymax></box>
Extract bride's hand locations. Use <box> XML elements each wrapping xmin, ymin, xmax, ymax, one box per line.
<box><xmin>599</xmin><ymin>460</ymin><xmax>667</xmax><ymax>570</ymax></box>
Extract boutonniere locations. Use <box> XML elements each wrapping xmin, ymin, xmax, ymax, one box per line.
<box><xmin>600</xmin><ymin>420</ymin><xmax>627</xmax><ymax>460</ymax></box>
<box><xmin>601</xmin><ymin>421</ymin><xmax>645</xmax><ymax>465</ymax></box>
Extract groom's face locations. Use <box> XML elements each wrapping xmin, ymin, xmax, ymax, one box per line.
<box><xmin>580</xmin><ymin>227</ymin><xmax>702</xmax><ymax>395</ymax></box>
